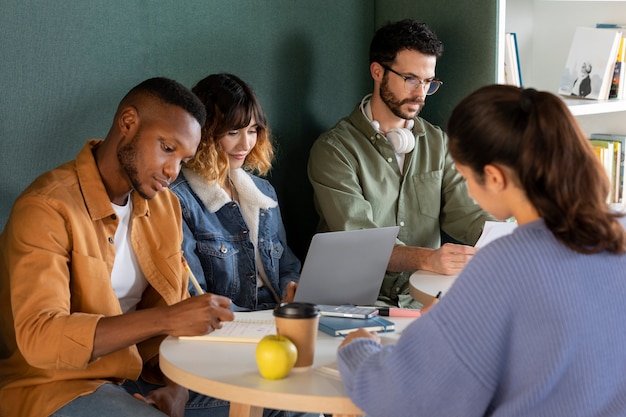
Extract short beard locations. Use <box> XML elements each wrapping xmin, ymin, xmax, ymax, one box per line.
<box><xmin>380</xmin><ymin>75</ymin><xmax>425</xmax><ymax>120</ymax></box>
<box><xmin>117</xmin><ymin>135</ymin><xmax>151</xmax><ymax>200</ymax></box>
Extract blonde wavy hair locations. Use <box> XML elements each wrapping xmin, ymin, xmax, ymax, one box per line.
<box><xmin>186</xmin><ymin>73</ymin><xmax>274</xmax><ymax>185</ymax></box>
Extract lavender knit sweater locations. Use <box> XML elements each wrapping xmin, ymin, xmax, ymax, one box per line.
<box><xmin>338</xmin><ymin>219</ymin><xmax>626</xmax><ymax>417</ymax></box>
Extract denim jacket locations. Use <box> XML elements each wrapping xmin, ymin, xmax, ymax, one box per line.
<box><xmin>170</xmin><ymin>168</ymin><xmax>300</xmax><ymax>310</ymax></box>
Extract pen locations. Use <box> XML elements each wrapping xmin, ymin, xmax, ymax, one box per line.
<box><xmin>182</xmin><ymin>258</ymin><xmax>204</xmax><ymax>295</ymax></box>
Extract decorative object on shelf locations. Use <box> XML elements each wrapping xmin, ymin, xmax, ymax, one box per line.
<box><xmin>559</xmin><ymin>27</ymin><xmax>623</xmax><ymax>100</ymax></box>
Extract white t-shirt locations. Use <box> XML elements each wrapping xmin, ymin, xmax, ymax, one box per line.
<box><xmin>111</xmin><ymin>198</ymin><xmax>148</xmax><ymax>313</ymax></box>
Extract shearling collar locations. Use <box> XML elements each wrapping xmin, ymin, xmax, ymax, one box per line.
<box><xmin>182</xmin><ymin>167</ymin><xmax>277</xmax><ymax>214</ymax></box>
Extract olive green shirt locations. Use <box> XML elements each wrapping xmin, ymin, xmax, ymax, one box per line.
<box><xmin>308</xmin><ymin>103</ymin><xmax>492</xmax><ymax>306</ymax></box>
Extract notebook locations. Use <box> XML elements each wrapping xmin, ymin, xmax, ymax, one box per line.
<box><xmin>179</xmin><ymin>311</ymin><xmax>275</xmax><ymax>343</ymax></box>
<box><xmin>318</xmin><ymin>315</ymin><xmax>395</xmax><ymax>337</ymax></box>
<box><xmin>293</xmin><ymin>226</ymin><xmax>399</xmax><ymax>306</ymax></box>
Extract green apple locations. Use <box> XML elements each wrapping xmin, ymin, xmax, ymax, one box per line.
<box><xmin>255</xmin><ymin>334</ymin><xmax>298</xmax><ymax>380</ymax></box>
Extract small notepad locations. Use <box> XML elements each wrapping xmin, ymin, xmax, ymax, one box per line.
<box><xmin>179</xmin><ymin>312</ymin><xmax>275</xmax><ymax>343</ymax></box>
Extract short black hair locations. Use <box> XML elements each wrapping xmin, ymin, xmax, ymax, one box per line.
<box><xmin>369</xmin><ymin>19</ymin><xmax>443</xmax><ymax>65</ymax></box>
<box><xmin>123</xmin><ymin>77</ymin><xmax>206</xmax><ymax>126</ymax></box>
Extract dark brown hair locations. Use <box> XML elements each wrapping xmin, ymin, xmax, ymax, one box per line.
<box><xmin>447</xmin><ymin>84</ymin><xmax>626</xmax><ymax>254</ymax></box>
<box><xmin>186</xmin><ymin>73</ymin><xmax>273</xmax><ymax>184</ymax></box>
<box><xmin>369</xmin><ymin>19</ymin><xmax>443</xmax><ymax>65</ymax></box>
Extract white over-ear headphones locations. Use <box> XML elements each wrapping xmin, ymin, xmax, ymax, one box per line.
<box><xmin>360</xmin><ymin>94</ymin><xmax>415</xmax><ymax>154</ymax></box>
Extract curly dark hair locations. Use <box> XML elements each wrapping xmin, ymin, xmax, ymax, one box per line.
<box><xmin>369</xmin><ymin>19</ymin><xmax>443</xmax><ymax>65</ymax></box>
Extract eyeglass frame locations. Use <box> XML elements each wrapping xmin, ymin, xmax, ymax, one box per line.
<box><xmin>379</xmin><ymin>63</ymin><xmax>443</xmax><ymax>95</ymax></box>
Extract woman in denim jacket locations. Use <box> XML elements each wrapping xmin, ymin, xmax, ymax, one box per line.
<box><xmin>170</xmin><ymin>73</ymin><xmax>301</xmax><ymax>310</ymax></box>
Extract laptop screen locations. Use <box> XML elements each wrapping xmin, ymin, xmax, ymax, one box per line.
<box><xmin>293</xmin><ymin>226</ymin><xmax>399</xmax><ymax>306</ymax></box>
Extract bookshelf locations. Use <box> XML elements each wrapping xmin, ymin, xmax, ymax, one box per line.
<box><xmin>501</xmin><ymin>0</ymin><xmax>626</xmax><ymax>134</ymax></box>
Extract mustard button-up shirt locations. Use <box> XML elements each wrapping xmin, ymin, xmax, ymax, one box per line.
<box><xmin>0</xmin><ymin>140</ymin><xmax>189</xmax><ymax>417</ymax></box>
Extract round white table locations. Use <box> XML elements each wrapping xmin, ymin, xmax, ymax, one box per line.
<box><xmin>408</xmin><ymin>270</ymin><xmax>458</xmax><ymax>305</ymax></box>
<box><xmin>160</xmin><ymin>311</ymin><xmax>415</xmax><ymax>417</ymax></box>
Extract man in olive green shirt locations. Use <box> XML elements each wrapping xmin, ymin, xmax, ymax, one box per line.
<box><xmin>308</xmin><ymin>20</ymin><xmax>492</xmax><ymax>307</ymax></box>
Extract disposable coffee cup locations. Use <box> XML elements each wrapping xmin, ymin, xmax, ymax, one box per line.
<box><xmin>273</xmin><ymin>302</ymin><xmax>320</xmax><ymax>368</ymax></box>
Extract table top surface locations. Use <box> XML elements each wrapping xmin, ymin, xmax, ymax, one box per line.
<box><xmin>409</xmin><ymin>270</ymin><xmax>457</xmax><ymax>305</ymax></box>
<box><xmin>160</xmin><ymin>310</ymin><xmax>416</xmax><ymax>415</ymax></box>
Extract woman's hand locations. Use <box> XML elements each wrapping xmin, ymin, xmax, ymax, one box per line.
<box><xmin>281</xmin><ymin>281</ymin><xmax>298</xmax><ymax>303</ymax></box>
<box><xmin>339</xmin><ymin>328</ymin><xmax>381</xmax><ymax>349</ymax></box>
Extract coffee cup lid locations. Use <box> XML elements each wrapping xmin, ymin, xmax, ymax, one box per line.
<box><xmin>273</xmin><ymin>302</ymin><xmax>320</xmax><ymax>318</ymax></box>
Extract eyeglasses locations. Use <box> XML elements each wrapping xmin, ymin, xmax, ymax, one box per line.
<box><xmin>380</xmin><ymin>64</ymin><xmax>443</xmax><ymax>95</ymax></box>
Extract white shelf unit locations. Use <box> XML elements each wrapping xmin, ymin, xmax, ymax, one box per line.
<box><xmin>499</xmin><ymin>0</ymin><xmax>626</xmax><ymax>134</ymax></box>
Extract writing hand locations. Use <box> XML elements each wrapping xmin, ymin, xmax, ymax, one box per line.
<box><xmin>338</xmin><ymin>328</ymin><xmax>381</xmax><ymax>349</ymax></box>
<box><xmin>165</xmin><ymin>293</ymin><xmax>235</xmax><ymax>337</ymax></box>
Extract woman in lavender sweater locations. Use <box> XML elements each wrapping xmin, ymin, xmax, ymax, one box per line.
<box><xmin>337</xmin><ymin>85</ymin><xmax>626</xmax><ymax>417</ymax></box>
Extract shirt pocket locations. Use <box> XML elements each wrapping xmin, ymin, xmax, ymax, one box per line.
<box><xmin>258</xmin><ymin>236</ymin><xmax>284</xmax><ymax>273</ymax></box>
<box><xmin>196</xmin><ymin>238</ymin><xmax>240</xmax><ymax>298</ymax></box>
<box><xmin>70</xmin><ymin>251</ymin><xmax>120</xmax><ymax>313</ymax></box>
<box><xmin>412</xmin><ymin>169</ymin><xmax>443</xmax><ymax>219</ymax></box>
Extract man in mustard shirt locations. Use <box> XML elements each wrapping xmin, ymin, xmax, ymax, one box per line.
<box><xmin>308</xmin><ymin>20</ymin><xmax>493</xmax><ymax>307</ymax></box>
<box><xmin>0</xmin><ymin>78</ymin><xmax>236</xmax><ymax>417</ymax></box>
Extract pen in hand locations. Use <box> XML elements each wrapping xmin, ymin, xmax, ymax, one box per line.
<box><xmin>182</xmin><ymin>258</ymin><xmax>204</xmax><ymax>295</ymax></box>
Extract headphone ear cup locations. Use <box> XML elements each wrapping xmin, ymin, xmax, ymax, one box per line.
<box><xmin>386</xmin><ymin>128</ymin><xmax>415</xmax><ymax>154</ymax></box>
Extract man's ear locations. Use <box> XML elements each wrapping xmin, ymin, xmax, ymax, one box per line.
<box><xmin>370</xmin><ymin>61</ymin><xmax>385</xmax><ymax>82</ymax></box>
<box><xmin>118</xmin><ymin>106</ymin><xmax>138</xmax><ymax>135</ymax></box>
<box><xmin>483</xmin><ymin>164</ymin><xmax>507</xmax><ymax>192</ymax></box>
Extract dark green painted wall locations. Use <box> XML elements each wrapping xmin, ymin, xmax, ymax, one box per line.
<box><xmin>0</xmin><ymin>0</ymin><xmax>498</xmax><ymax>260</ymax></box>
<box><xmin>375</xmin><ymin>0</ymin><xmax>499</xmax><ymax>128</ymax></box>
<box><xmin>1</xmin><ymin>0</ymin><xmax>376</xmax><ymax>260</ymax></box>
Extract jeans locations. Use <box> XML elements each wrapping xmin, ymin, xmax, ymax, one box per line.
<box><xmin>50</xmin><ymin>379</ymin><xmax>316</xmax><ymax>417</ymax></box>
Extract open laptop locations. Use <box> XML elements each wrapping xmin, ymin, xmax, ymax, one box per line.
<box><xmin>293</xmin><ymin>226</ymin><xmax>400</xmax><ymax>307</ymax></box>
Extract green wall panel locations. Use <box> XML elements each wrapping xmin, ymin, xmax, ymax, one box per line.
<box><xmin>375</xmin><ymin>0</ymin><xmax>499</xmax><ymax>127</ymax></box>
<box><xmin>1</xmin><ymin>0</ymin><xmax>500</xmax><ymax>260</ymax></box>
<box><xmin>0</xmin><ymin>0</ymin><xmax>375</xmax><ymax>260</ymax></box>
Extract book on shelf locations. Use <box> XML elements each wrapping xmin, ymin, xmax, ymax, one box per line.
<box><xmin>596</xmin><ymin>24</ymin><xmax>626</xmax><ymax>29</ymax></box>
<box><xmin>558</xmin><ymin>27</ymin><xmax>623</xmax><ymax>100</ymax></box>
<box><xmin>503</xmin><ymin>32</ymin><xmax>522</xmax><ymax>87</ymax></box>
<box><xmin>318</xmin><ymin>315</ymin><xmax>395</xmax><ymax>337</ymax></box>
<box><xmin>590</xmin><ymin>133</ymin><xmax>626</xmax><ymax>204</ymax></box>
<box><xmin>597</xmin><ymin>24</ymin><xmax>626</xmax><ymax>100</ymax></box>
<box><xmin>589</xmin><ymin>139</ymin><xmax>617</xmax><ymax>203</ymax></box>
<box><xmin>609</xmin><ymin>37</ymin><xmax>625</xmax><ymax>100</ymax></box>
<box><xmin>179</xmin><ymin>311</ymin><xmax>275</xmax><ymax>343</ymax></box>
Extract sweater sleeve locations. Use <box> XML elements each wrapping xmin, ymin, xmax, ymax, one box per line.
<box><xmin>337</xmin><ymin>312</ymin><xmax>493</xmax><ymax>417</ymax></box>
